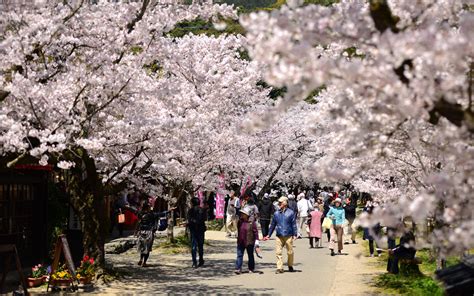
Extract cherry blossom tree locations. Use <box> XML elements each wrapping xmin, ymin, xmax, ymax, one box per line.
<box><xmin>0</xmin><ymin>0</ymin><xmax>236</xmax><ymax>263</ymax></box>
<box><xmin>241</xmin><ymin>0</ymin><xmax>474</xmax><ymax>258</ymax></box>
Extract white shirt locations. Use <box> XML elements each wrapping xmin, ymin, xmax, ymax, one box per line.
<box><xmin>297</xmin><ymin>198</ymin><xmax>313</xmax><ymax>217</ymax></box>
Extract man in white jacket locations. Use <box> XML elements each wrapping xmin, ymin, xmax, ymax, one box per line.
<box><xmin>296</xmin><ymin>193</ymin><xmax>313</xmax><ymax>238</ymax></box>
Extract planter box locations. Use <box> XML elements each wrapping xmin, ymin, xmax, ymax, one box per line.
<box><xmin>79</xmin><ymin>276</ymin><xmax>93</xmax><ymax>285</ymax></box>
<box><xmin>27</xmin><ymin>277</ymin><xmax>43</xmax><ymax>288</ymax></box>
<box><xmin>52</xmin><ymin>278</ymin><xmax>72</xmax><ymax>288</ymax></box>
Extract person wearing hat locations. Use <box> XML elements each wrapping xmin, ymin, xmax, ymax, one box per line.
<box><xmin>326</xmin><ymin>197</ymin><xmax>346</xmax><ymax>256</ymax></box>
<box><xmin>235</xmin><ymin>207</ymin><xmax>259</xmax><ymax>274</ymax></box>
<box><xmin>263</xmin><ymin>196</ymin><xmax>298</xmax><ymax>274</ymax></box>
<box><xmin>258</xmin><ymin>193</ymin><xmax>274</xmax><ymax>237</ymax></box>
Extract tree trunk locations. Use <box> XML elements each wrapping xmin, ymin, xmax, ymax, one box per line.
<box><xmin>167</xmin><ymin>203</ymin><xmax>175</xmax><ymax>244</ymax></box>
<box><xmin>66</xmin><ymin>148</ymin><xmax>107</xmax><ymax>266</ymax></box>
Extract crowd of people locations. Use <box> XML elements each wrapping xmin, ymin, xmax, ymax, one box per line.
<box><xmin>222</xmin><ymin>187</ymin><xmax>364</xmax><ymax>274</ymax></box>
<box><xmin>225</xmin><ymin>187</ymin><xmax>416</xmax><ymax>275</ymax></box>
<box><xmin>118</xmin><ymin>185</ymin><xmax>416</xmax><ymax>276</ymax></box>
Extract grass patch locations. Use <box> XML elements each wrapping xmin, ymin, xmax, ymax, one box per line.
<box><xmin>156</xmin><ymin>231</ymin><xmax>213</xmax><ymax>254</ymax></box>
<box><xmin>370</xmin><ymin>246</ymin><xmax>458</xmax><ymax>295</ymax></box>
<box><xmin>375</xmin><ymin>273</ymin><xmax>444</xmax><ymax>296</ymax></box>
<box><xmin>158</xmin><ymin>234</ymin><xmax>191</xmax><ymax>255</ymax></box>
<box><xmin>206</xmin><ymin>219</ymin><xmax>225</xmax><ymax>231</ymax></box>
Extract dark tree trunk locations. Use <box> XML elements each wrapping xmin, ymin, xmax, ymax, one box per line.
<box><xmin>66</xmin><ymin>148</ymin><xmax>107</xmax><ymax>266</ymax></box>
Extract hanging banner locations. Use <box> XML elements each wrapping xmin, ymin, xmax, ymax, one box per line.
<box><xmin>215</xmin><ymin>174</ymin><xmax>226</xmax><ymax>219</ymax></box>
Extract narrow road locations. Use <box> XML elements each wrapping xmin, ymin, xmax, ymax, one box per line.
<box><xmin>95</xmin><ymin>230</ymin><xmax>380</xmax><ymax>295</ymax></box>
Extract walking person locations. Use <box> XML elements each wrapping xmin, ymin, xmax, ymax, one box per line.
<box><xmin>226</xmin><ymin>190</ymin><xmax>239</xmax><ymax>238</ymax></box>
<box><xmin>235</xmin><ymin>208</ymin><xmax>259</xmax><ymax>274</ymax></box>
<box><xmin>135</xmin><ymin>202</ymin><xmax>172</xmax><ymax>267</ymax></box>
<box><xmin>327</xmin><ymin>198</ymin><xmax>345</xmax><ymax>256</ymax></box>
<box><xmin>344</xmin><ymin>195</ymin><xmax>357</xmax><ymax>244</ymax></box>
<box><xmin>297</xmin><ymin>192</ymin><xmax>313</xmax><ymax>238</ymax></box>
<box><xmin>322</xmin><ymin>194</ymin><xmax>332</xmax><ymax>242</ymax></box>
<box><xmin>308</xmin><ymin>204</ymin><xmax>323</xmax><ymax>248</ymax></box>
<box><xmin>258</xmin><ymin>193</ymin><xmax>274</xmax><ymax>237</ymax></box>
<box><xmin>187</xmin><ymin>197</ymin><xmax>207</xmax><ymax>268</ymax></box>
<box><xmin>362</xmin><ymin>200</ymin><xmax>382</xmax><ymax>256</ymax></box>
<box><xmin>263</xmin><ymin>196</ymin><xmax>297</xmax><ymax>274</ymax></box>
<box><xmin>242</xmin><ymin>195</ymin><xmax>259</xmax><ymax>223</ymax></box>
<box><xmin>287</xmin><ymin>194</ymin><xmax>298</xmax><ymax>218</ymax></box>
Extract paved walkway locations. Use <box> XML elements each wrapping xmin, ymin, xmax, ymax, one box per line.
<box><xmin>93</xmin><ymin>230</ymin><xmax>381</xmax><ymax>295</ymax></box>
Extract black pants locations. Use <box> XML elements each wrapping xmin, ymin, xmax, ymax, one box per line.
<box><xmin>260</xmin><ymin>219</ymin><xmax>270</xmax><ymax>237</ymax></box>
<box><xmin>369</xmin><ymin>240</ymin><xmax>381</xmax><ymax>255</ymax></box>
<box><xmin>191</xmin><ymin>230</ymin><xmax>205</xmax><ymax>266</ymax></box>
<box><xmin>389</xmin><ymin>249</ymin><xmax>415</xmax><ymax>274</ymax></box>
<box><xmin>386</xmin><ymin>237</ymin><xmax>396</xmax><ymax>272</ymax></box>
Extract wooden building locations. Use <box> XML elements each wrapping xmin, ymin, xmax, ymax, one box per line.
<box><xmin>0</xmin><ymin>165</ymin><xmax>50</xmax><ymax>266</ymax></box>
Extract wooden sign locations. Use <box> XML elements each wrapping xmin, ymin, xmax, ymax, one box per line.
<box><xmin>47</xmin><ymin>235</ymin><xmax>78</xmax><ymax>292</ymax></box>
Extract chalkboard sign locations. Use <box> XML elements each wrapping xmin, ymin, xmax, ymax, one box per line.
<box><xmin>47</xmin><ymin>234</ymin><xmax>78</xmax><ymax>291</ymax></box>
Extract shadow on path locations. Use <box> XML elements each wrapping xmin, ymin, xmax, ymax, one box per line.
<box><xmin>100</xmin><ymin>234</ymin><xmax>278</xmax><ymax>295</ymax></box>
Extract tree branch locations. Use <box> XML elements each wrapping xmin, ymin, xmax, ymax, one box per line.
<box><xmin>0</xmin><ymin>90</ymin><xmax>10</xmax><ymax>102</ymax></box>
<box><xmin>28</xmin><ymin>97</ymin><xmax>45</xmax><ymax>129</ymax></box>
<box><xmin>83</xmin><ymin>78</ymin><xmax>131</xmax><ymax>124</ymax></box>
<box><xmin>105</xmin><ymin>146</ymin><xmax>147</xmax><ymax>186</ymax></box>
<box><xmin>468</xmin><ymin>62</ymin><xmax>473</xmax><ymax>111</ymax></box>
<box><xmin>127</xmin><ymin>0</ymin><xmax>150</xmax><ymax>33</ymax></box>
<box><xmin>63</xmin><ymin>0</ymin><xmax>85</xmax><ymax>23</ymax></box>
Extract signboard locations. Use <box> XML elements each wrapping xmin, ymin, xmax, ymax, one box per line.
<box><xmin>47</xmin><ymin>234</ymin><xmax>78</xmax><ymax>291</ymax></box>
<box><xmin>215</xmin><ymin>174</ymin><xmax>226</xmax><ymax>219</ymax></box>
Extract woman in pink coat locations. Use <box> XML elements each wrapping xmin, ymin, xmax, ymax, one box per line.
<box><xmin>308</xmin><ymin>207</ymin><xmax>323</xmax><ymax>248</ymax></box>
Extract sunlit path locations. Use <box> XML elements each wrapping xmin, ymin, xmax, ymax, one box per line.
<box><xmin>95</xmin><ymin>230</ymin><xmax>379</xmax><ymax>295</ymax></box>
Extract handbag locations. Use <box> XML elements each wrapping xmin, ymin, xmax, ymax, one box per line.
<box><xmin>322</xmin><ymin>217</ymin><xmax>332</xmax><ymax>230</ymax></box>
<box><xmin>117</xmin><ymin>209</ymin><xmax>125</xmax><ymax>224</ymax></box>
<box><xmin>157</xmin><ymin>217</ymin><xmax>168</xmax><ymax>231</ymax></box>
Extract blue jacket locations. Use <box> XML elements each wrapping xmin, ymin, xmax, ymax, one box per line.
<box><xmin>268</xmin><ymin>208</ymin><xmax>297</xmax><ymax>237</ymax></box>
<box><xmin>327</xmin><ymin>206</ymin><xmax>345</xmax><ymax>225</ymax></box>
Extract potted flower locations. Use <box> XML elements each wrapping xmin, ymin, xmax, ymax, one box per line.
<box><xmin>75</xmin><ymin>255</ymin><xmax>96</xmax><ymax>285</ymax></box>
<box><xmin>51</xmin><ymin>265</ymin><xmax>72</xmax><ymax>288</ymax></box>
<box><xmin>27</xmin><ymin>264</ymin><xmax>47</xmax><ymax>287</ymax></box>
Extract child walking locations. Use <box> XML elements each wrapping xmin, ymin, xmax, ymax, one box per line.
<box><xmin>235</xmin><ymin>207</ymin><xmax>259</xmax><ymax>274</ymax></box>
